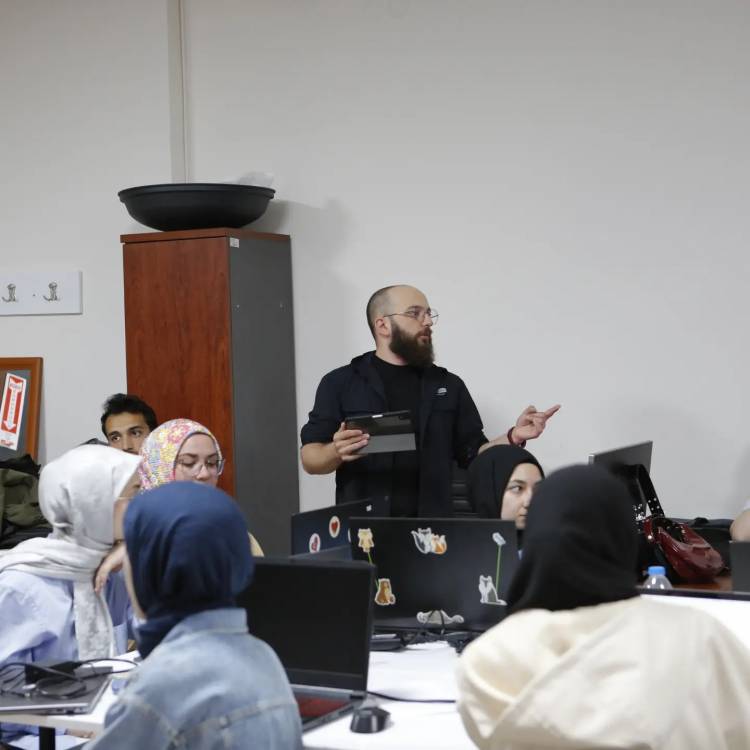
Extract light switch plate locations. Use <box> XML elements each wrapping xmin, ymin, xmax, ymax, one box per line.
<box><xmin>0</xmin><ymin>271</ymin><xmax>83</xmax><ymax>316</ymax></box>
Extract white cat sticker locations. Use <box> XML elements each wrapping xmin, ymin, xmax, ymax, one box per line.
<box><xmin>410</xmin><ymin>527</ymin><xmax>447</xmax><ymax>555</ymax></box>
<box><xmin>478</xmin><ymin>575</ymin><xmax>507</xmax><ymax>606</ymax></box>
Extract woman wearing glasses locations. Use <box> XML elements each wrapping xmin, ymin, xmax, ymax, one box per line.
<box><xmin>139</xmin><ymin>419</ymin><xmax>264</xmax><ymax>557</ymax></box>
<box><xmin>95</xmin><ymin>419</ymin><xmax>262</xmax><ymax>593</ymax></box>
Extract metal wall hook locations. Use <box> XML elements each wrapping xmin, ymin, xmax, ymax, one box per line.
<box><xmin>2</xmin><ymin>283</ymin><xmax>17</xmax><ymax>303</ymax></box>
<box><xmin>43</xmin><ymin>282</ymin><xmax>60</xmax><ymax>302</ymax></box>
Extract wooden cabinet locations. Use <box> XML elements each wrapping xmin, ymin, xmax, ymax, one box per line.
<box><xmin>122</xmin><ymin>227</ymin><xmax>298</xmax><ymax>554</ymax></box>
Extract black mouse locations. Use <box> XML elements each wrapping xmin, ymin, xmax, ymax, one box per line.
<box><xmin>350</xmin><ymin>702</ymin><xmax>390</xmax><ymax>733</ymax></box>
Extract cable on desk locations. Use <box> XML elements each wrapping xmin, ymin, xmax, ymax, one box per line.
<box><xmin>367</xmin><ymin>690</ymin><xmax>456</xmax><ymax>704</ymax></box>
<box><xmin>76</xmin><ymin>657</ymin><xmax>139</xmax><ymax>674</ymax></box>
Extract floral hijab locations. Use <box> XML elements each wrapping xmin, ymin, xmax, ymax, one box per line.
<box><xmin>138</xmin><ymin>418</ymin><xmax>223</xmax><ymax>491</ymax></box>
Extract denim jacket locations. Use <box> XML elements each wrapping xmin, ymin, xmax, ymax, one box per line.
<box><xmin>88</xmin><ymin>608</ymin><xmax>302</xmax><ymax>750</ymax></box>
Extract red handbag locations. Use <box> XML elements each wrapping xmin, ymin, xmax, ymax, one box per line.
<box><xmin>642</xmin><ymin>516</ymin><xmax>724</xmax><ymax>583</ymax></box>
<box><xmin>628</xmin><ymin>465</ymin><xmax>724</xmax><ymax>583</ymax></box>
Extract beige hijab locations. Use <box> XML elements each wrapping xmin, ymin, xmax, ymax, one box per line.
<box><xmin>0</xmin><ymin>445</ymin><xmax>140</xmax><ymax>659</ymax></box>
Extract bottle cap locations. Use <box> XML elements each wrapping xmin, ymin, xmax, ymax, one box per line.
<box><xmin>647</xmin><ymin>565</ymin><xmax>666</xmax><ymax>576</ymax></box>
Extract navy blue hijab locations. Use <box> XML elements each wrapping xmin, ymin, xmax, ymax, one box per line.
<box><xmin>124</xmin><ymin>482</ymin><xmax>254</xmax><ymax>658</ymax></box>
<box><xmin>507</xmin><ymin>465</ymin><xmax>638</xmax><ymax>615</ymax></box>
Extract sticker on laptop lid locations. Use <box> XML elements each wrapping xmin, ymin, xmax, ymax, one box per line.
<box><xmin>357</xmin><ymin>527</ymin><xmax>374</xmax><ymax>552</ymax></box>
<box><xmin>416</xmin><ymin>610</ymin><xmax>464</xmax><ymax>626</ymax></box>
<box><xmin>374</xmin><ymin>578</ymin><xmax>396</xmax><ymax>606</ymax></box>
<box><xmin>479</xmin><ymin>532</ymin><xmax>507</xmax><ymax>605</ymax></box>
<box><xmin>329</xmin><ymin>515</ymin><xmax>341</xmax><ymax>538</ymax></box>
<box><xmin>308</xmin><ymin>533</ymin><xmax>321</xmax><ymax>553</ymax></box>
<box><xmin>411</xmin><ymin>527</ymin><xmax>447</xmax><ymax>555</ymax></box>
<box><xmin>478</xmin><ymin>575</ymin><xmax>506</xmax><ymax>606</ymax></box>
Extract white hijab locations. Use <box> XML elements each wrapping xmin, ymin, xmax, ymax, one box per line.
<box><xmin>0</xmin><ymin>445</ymin><xmax>140</xmax><ymax>659</ymax></box>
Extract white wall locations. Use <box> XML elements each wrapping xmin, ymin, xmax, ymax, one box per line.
<box><xmin>0</xmin><ymin>0</ymin><xmax>173</xmax><ymax>459</ymax></box>
<box><xmin>182</xmin><ymin>0</ymin><xmax>750</xmax><ymax>516</ymax></box>
<box><xmin>2</xmin><ymin>1</ymin><xmax>749</xmax><ymax>520</ymax></box>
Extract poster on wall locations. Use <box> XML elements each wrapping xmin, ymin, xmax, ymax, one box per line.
<box><xmin>0</xmin><ymin>358</ymin><xmax>42</xmax><ymax>461</ymax></box>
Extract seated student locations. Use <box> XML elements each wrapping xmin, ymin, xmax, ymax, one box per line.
<box><xmin>87</xmin><ymin>483</ymin><xmax>302</xmax><ymax>750</ymax></box>
<box><xmin>456</xmin><ymin>465</ymin><xmax>750</xmax><ymax>750</ymax></box>
<box><xmin>139</xmin><ymin>418</ymin><xmax>264</xmax><ymax>555</ymax></box>
<box><xmin>101</xmin><ymin>393</ymin><xmax>158</xmax><ymax>454</ymax></box>
<box><xmin>0</xmin><ymin>446</ymin><xmax>140</xmax><ymax>746</ymax></box>
<box><xmin>467</xmin><ymin>445</ymin><xmax>544</xmax><ymax>527</ymax></box>
<box><xmin>94</xmin><ymin>418</ymin><xmax>264</xmax><ymax>592</ymax></box>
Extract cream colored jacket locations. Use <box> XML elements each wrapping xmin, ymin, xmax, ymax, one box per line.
<box><xmin>456</xmin><ymin>597</ymin><xmax>750</xmax><ymax>750</ymax></box>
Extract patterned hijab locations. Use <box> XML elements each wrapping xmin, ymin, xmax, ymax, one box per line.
<box><xmin>139</xmin><ymin>419</ymin><xmax>223</xmax><ymax>491</ymax></box>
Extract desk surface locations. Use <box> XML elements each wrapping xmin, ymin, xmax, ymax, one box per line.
<box><xmin>1</xmin><ymin>666</ymin><xmax>130</xmax><ymax>735</ymax></box>
<box><xmin>675</xmin><ymin>572</ymin><xmax>733</xmax><ymax>592</ymax></box>
<box><xmin>6</xmin><ymin>603</ymin><xmax>750</xmax><ymax>749</ymax></box>
<box><xmin>2</xmin><ymin>644</ymin><xmax>473</xmax><ymax>749</ymax></box>
<box><xmin>304</xmin><ymin>643</ymin><xmax>473</xmax><ymax>750</ymax></box>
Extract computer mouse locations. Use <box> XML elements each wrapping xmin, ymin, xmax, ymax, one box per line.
<box><xmin>350</xmin><ymin>702</ymin><xmax>390</xmax><ymax>733</ymax></box>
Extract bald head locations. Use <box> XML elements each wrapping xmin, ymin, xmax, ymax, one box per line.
<box><xmin>366</xmin><ymin>285</ymin><xmax>427</xmax><ymax>339</ymax></box>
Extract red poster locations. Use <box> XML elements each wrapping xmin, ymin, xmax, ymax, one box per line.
<box><xmin>0</xmin><ymin>373</ymin><xmax>27</xmax><ymax>450</ymax></box>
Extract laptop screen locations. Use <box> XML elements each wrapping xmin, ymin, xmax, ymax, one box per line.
<box><xmin>238</xmin><ymin>558</ymin><xmax>374</xmax><ymax>692</ymax></box>
<box><xmin>588</xmin><ymin>441</ymin><xmax>653</xmax><ymax>473</ymax></box>
<box><xmin>291</xmin><ymin>497</ymin><xmax>390</xmax><ymax>555</ymax></box>
<box><xmin>349</xmin><ymin>517</ymin><xmax>519</xmax><ymax>632</ymax></box>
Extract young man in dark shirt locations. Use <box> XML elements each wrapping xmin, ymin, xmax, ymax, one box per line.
<box><xmin>300</xmin><ymin>285</ymin><xmax>559</xmax><ymax>517</ymax></box>
<box><xmin>101</xmin><ymin>393</ymin><xmax>158</xmax><ymax>455</ymax></box>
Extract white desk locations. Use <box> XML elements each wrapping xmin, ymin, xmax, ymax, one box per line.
<box><xmin>1</xmin><ymin>644</ymin><xmax>473</xmax><ymax>750</ymax></box>
<box><xmin>641</xmin><ymin>592</ymin><xmax>750</xmax><ymax>647</ymax></box>
<box><xmin>305</xmin><ymin>642</ymin><xmax>474</xmax><ymax>749</ymax></box>
<box><xmin>1</xmin><ymin>659</ymin><xmax>136</xmax><ymax>749</ymax></box>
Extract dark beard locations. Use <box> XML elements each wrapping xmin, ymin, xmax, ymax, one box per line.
<box><xmin>389</xmin><ymin>321</ymin><xmax>434</xmax><ymax>368</ymax></box>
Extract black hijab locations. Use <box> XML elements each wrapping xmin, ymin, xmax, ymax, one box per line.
<box><xmin>507</xmin><ymin>464</ymin><xmax>638</xmax><ymax>614</ymax></box>
<box><xmin>467</xmin><ymin>445</ymin><xmax>544</xmax><ymax>518</ymax></box>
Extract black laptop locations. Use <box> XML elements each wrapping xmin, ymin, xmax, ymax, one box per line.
<box><xmin>291</xmin><ymin>497</ymin><xmax>390</xmax><ymax>555</ymax></box>
<box><xmin>349</xmin><ymin>517</ymin><xmax>519</xmax><ymax>632</ymax></box>
<box><xmin>238</xmin><ymin>557</ymin><xmax>374</xmax><ymax>731</ymax></box>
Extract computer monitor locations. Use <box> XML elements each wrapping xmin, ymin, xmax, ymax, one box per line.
<box><xmin>588</xmin><ymin>441</ymin><xmax>654</xmax><ymax>520</ymax></box>
<box><xmin>588</xmin><ymin>441</ymin><xmax>653</xmax><ymax>473</ymax></box>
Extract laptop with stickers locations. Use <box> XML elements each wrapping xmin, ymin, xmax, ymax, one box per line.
<box><xmin>291</xmin><ymin>497</ymin><xmax>390</xmax><ymax>555</ymax></box>
<box><xmin>238</xmin><ymin>557</ymin><xmax>374</xmax><ymax>731</ymax></box>
<box><xmin>349</xmin><ymin>517</ymin><xmax>519</xmax><ymax>632</ymax></box>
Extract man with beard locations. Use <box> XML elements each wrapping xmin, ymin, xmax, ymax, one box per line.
<box><xmin>300</xmin><ymin>285</ymin><xmax>559</xmax><ymax>517</ymax></box>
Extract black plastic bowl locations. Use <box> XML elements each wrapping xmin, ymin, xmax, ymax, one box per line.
<box><xmin>118</xmin><ymin>183</ymin><xmax>275</xmax><ymax>232</ymax></box>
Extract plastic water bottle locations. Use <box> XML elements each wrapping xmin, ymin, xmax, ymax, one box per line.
<box><xmin>643</xmin><ymin>565</ymin><xmax>673</xmax><ymax>590</ymax></box>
